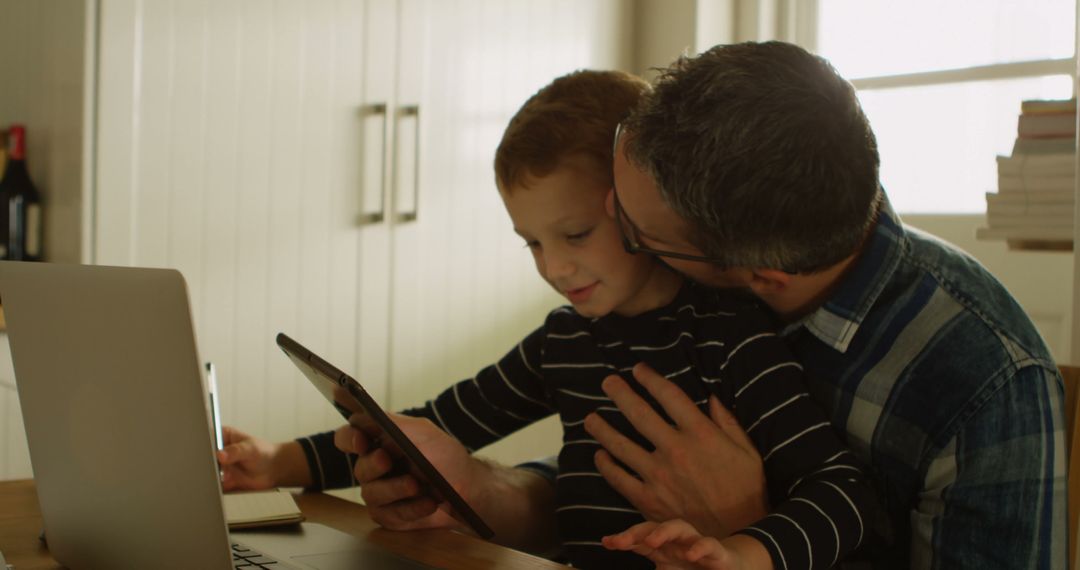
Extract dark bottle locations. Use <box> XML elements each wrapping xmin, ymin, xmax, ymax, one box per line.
<box><xmin>0</xmin><ymin>125</ymin><xmax>43</xmax><ymax>261</ymax></box>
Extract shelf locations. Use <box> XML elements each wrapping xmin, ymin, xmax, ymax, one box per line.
<box><xmin>1006</xmin><ymin>239</ymin><xmax>1073</xmax><ymax>252</ymax></box>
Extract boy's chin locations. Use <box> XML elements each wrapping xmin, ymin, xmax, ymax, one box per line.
<box><xmin>569</xmin><ymin>302</ymin><xmax>611</xmax><ymax>319</ymax></box>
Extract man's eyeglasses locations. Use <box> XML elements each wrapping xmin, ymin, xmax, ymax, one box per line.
<box><xmin>611</xmin><ymin>188</ymin><xmax>734</xmax><ymax>264</ymax></box>
<box><xmin>611</xmin><ymin>122</ymin><xmax>799</xmax><ymax>274</ymax></box>
<box><xmin>611</xmin><ymin>122</ymin><xmax>731</xmax><ymax>264</ymax></box>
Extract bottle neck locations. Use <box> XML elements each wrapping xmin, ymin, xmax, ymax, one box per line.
<box><xmin>3</xmin><ymin>158</ymin><xmax>28</xmax><ymax>178</ymax></box>
<box><xmin>1</xmin><ymin>154</ymin><xmax>31</xmax><ymax>188</ymax></box>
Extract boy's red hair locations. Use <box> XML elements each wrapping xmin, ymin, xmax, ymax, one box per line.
<box><xmin>494</xmin><ymin>70</ymin><xmax>650</xmax><ymax>192</ymax></box>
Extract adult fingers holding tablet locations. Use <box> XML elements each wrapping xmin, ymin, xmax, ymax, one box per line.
<box><xmin>334</xmin><ymin>415</ymin><xmax>477</xmax><ymax>533</ymax></box>
<box><xmin>331</xmin><ymin>418</ymin><xmax>409</xmax><ymax>491</ymax></box>
<box><xmin>278</xmin><ymin>332</ymin><xmax>494</xmax><ymax>540</ymax></box>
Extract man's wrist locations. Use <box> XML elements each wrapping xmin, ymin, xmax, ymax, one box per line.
<box><xmin>695</xmin><ymin>484</ymin><xmax>770</xmax><ymax>539</ymax></box>
<box><xmin>466</xmin><ymin>457</ymin><xmax>517</xmax><ymax>518</ymax></box>
<box><xmin>465</xmin><ymin>458</ymin><xmax>560</xmax><ymax>555</ymax></box>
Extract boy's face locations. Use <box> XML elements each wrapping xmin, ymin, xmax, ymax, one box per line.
<box><xmin>502</xmin><ymin>163</ymin><xmax>679</xmax><ymax>318</ymax></box>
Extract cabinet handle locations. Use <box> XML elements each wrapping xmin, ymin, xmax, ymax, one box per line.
<box><xmin>360</xmin><ymin>102</ymin><xmax>389</xmax><ymax>225</ymax></box>
<box><xmin>393</xmin><ymin>105</ymin><xmax>420</xmax><ymax>223</ymax></box>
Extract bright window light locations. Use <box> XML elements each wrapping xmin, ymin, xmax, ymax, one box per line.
<box><xmin>816</xmin><ymin>0</ymin><xmax>1076</xmax><ymax>214</ymax></box>
<box><xmin>860</xmin><ymin>75</ymin><xmax>1073</xmax><ymax>213</ymax></box>
<box><xmin>818</xmin><ymin>0</ymin><xmax>1075</xmax><ymax>79</ymax></box>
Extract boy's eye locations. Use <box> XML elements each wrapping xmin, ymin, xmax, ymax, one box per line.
<box><xmin>567</xmin><ymin>229</ymin><xmax>592</xmax><ymax>241</ymax></box>
<box><xmin>523</xmin><ymin>240</ymin><xmax>540</xmax><ymax>250</ymax></box>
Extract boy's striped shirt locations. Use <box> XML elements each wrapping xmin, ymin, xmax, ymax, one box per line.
<box><xmin>301</xmin><ymin>283</ymin><xmax>873</xmax><ymax>569</ymax></box>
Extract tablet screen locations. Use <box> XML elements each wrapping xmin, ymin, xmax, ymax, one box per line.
<box><xmin>275</xmin><ymin>332</ymin><xmax>494</xmax><ymax>540</ymax></box>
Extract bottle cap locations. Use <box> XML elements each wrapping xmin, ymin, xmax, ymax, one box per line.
<box><xmin>8</xmin><ymin>125</ymin><xmax>25</xmax><ymax>161</ymax></box>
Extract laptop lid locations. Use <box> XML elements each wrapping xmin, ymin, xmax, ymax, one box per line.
<box><xmin>0</xmin><ymin>262</ymin><xmax>234</xmax><ymax>569</ymax></box>
<box><xmin>2</xmin><ymin>262</ymin><xmax>438</xmax><ymax>570</ymax></box>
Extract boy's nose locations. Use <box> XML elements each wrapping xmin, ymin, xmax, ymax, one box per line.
<box><xmin>543</xmin><ymin>249</ymin><xmax>575</xmax><ymax>281</ymax></box>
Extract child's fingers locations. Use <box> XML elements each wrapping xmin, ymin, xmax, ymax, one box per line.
<box><xmin>642</xmin><ymin>519</ymin><xmax>701</xmax><ymax>549</ymax></box>
<box><xmin>639</xmin><ymin>520</ymin><xmax>691</xmax><ymax>548</ymax></box>
<box><xmin>602</xmin><ymin>521</ymin><xmax>661</xmax><ymax>550</ymax></box>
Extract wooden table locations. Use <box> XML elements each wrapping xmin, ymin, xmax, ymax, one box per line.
<box><xmin>0</xmin><ymin>479</ymin><xmax>569</xmax><ymax>569</ymax></box>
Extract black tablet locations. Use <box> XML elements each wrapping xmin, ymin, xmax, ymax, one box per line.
<box><xmin>275</xmin><ymin>332</ymin><xmax>494</xmax><ymax>540</ymax></box>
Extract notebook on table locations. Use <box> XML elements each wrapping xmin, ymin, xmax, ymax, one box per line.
<box><xmin>0</xmin><ymin>262</ymin><xmax>433</xmax><ymax>569</ymax></box>
<box><xmin>225</xmin><ymin>488</ymin><xmax>305</xmax><ymax>529</ymax></box>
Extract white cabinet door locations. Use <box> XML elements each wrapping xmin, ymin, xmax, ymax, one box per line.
<box><xmin>354</xmin><ymin>0</ymin><xmax>399</xmax><ymax>408</ymax></box>
<box><xmin>95</xmin><ymin>0</ymin><xmax>376</xmax><ymax>442</ymax></box>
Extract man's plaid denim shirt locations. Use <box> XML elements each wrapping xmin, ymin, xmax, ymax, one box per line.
<box><xmin>782</xmin><ymin>198</ymin><xmax>1066</xmax><ymax>569</ymax></box>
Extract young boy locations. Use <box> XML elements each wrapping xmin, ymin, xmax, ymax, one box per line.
<box><xmin>223</xmin><ymin>70</ymin><xmax>873</xmax><ymax>570</ymax></box>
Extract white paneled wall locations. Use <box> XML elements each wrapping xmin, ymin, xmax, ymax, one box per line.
<box><xmin>96</xmin><ymin>0</ymin><xmax>366</xmax><ymax>444</ymax></box>
<box><xmin>85</xmin><ymin>0</ymin><xmax>633</xmax><ymax>474</ymax></box>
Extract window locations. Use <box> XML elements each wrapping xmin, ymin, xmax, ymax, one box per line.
<box><xmin>808</xmin><ymin>0</ymin><xmax>1076</xmax><ymax>213</ymax></box>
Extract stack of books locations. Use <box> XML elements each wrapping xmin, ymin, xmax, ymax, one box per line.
<box><xmin>977</xmin><ymin>99</ymin><xmax>1076</xmax><ymax>247</ymax></box>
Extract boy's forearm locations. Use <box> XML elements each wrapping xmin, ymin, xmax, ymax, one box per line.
<box><xmin>469</xmin><ymin>459</ymin><xmax>560</xmax><ymax>557</ymax></box>
<box><xmin>724</xmin><ymin>534</ymin><xmax>774</xmax><ymax>570</ymax></box>
<box><xmin>273</xmin><ymin>440</ymin><xmax>315</xmax><ymax>488</ymax></box>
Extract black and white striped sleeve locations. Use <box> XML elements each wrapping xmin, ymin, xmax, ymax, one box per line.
<box><xmin>721</xmin><ymin>315</ymin><xmax>876</xmax><ymax>570</ymax></box>
<box><xmin>401</xmin><ymin>325</ymin><xmax>557</xmax><ymax>452</ymax></box>
<box><xmin>294</xmin><ymin>326</ymin><xmax>556</xmax><ymax>489</ymax></box>
<box><xmin>295</xmin><ymin>431</ymin><xmax>356</xmax><ymax>491</ymax></box>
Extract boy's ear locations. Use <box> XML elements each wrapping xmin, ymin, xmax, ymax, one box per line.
<box><xmin>746</xmin><ymin>268</ymin><xmax>794</xmax><ymax>296</ymax></box>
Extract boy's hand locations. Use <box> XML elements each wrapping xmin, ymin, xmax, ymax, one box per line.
<box><xmin>217</xmin><ymin>426</ymin><xmax>284</xmax><ymax>491</ymax></box>
<box><xmin>603</xmin><ymin>519</ymin><xmax>770</xmax><ymax>570</ymax></box>
<box><xmin>584</xmin><ymin>362</ymin><xmax>769</xmax><ymax>539</ymax></box>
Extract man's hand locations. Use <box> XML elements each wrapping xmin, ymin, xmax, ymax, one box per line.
<box><xmin>334</xmin><ymin>413</ymin><xmax>478</xmax><ymax>533</ymax></box>
<box><xmin>584</xmin><ymin>363</ymin><xmax>769</xmax><ymax>539</ymax></box>
<box><xmin>335</xmin><ymin>413</ymin><xmax>561</xmax><ymax>555</ymax></box>
<box><xmin>603</xmin><ymin>519</ymin><xmax>770</xmax><ymax>570</ymax></box>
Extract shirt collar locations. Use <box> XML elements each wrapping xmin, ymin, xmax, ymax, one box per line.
<box><xmin>782</xmin><ymin>195</ymin><xmax>906</xmax><ymax>353</ymax></box>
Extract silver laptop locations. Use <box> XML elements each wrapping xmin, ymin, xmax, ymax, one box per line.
<box><xmin>0</xmin><ymin>262</ymin><xmax>430</xmax><ymax>569</ymax></box>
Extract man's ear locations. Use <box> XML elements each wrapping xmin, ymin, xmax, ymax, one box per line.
<box><xmin>746</xmin><ymin>268</ymin><xmax>794</xmax><ymax>296</ymax></box>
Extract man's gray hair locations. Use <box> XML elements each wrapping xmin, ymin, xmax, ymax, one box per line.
<box><xmin>624</xmin><ymin>41</ymin><xmax>882</xmax><ymax>273</ymax></box>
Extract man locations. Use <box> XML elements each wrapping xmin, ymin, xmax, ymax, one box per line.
<box><xmin>591</xmin><ymin>41</ymin><xmax>1065</xmax><ymax>568</ymax></box>
<box><xmin>254</xmin><ymin>41</ymin><xmax>1066</xmax><ymax>569</ymax></box>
